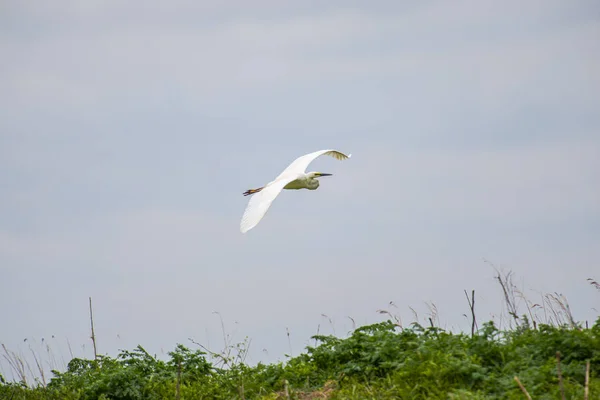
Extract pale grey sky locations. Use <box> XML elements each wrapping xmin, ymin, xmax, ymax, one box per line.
<box><xmin>1</xmin><ymin>0</ymin><xmax>599</xmax><ymax>381</ymax></box>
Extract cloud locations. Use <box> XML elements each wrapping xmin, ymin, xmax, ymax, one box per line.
<box><xmin>2</xmin><ymin>0</ymin><xmax>598</xmax><ymax>117</ymax></box>
<box><xmin>329</xmin><ymin>136</ymin><xmax>600</xmax><ymax>225</ymax></box>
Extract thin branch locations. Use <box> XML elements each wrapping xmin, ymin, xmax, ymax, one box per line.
<box><xmin>89</xmin><ymin>297</ymin><xmax>98</xmax><ymax>361</ymax></box>
<box><xmin>286</xmin><ymin>327</ymin><xmax>293</xmax><ymax>358</ymax></box>
<box><xmin>188</xmin><ymin>338</ymin><xmax>228</xmax><ymax>368</ymax></box>
<box><xmin>188</xmin><ymin>338</ymin><xmax>218</xmax><ymax>358</ymax></box>
<box><xmin>514</xmin><ymin>376</ymin><xmax>532</xmax><ymax>400</ymax></box>
<box><xmin>584</xmin><ymin>360</ymin><xmax>590</xmax><ymax>400</ymax></box>
<box><xmin>464</xmin><ymin>289</ymin><xmax>477</xmax><ymax>337</ymax></box>
<box><xmin>29</xmin><ymin>346</ymin><xmax>45</xmax><ymax>387</ymax></box>
<box><xmin>2</xmin><ymin>344</ymin><xmax>27</xmax><ymax>386</ymax></box>
<box><xmin>347</xmin><ymin>316</ymin><xmax>356</xmax><ymax>331</ymax></box>
<box><xmin>496</xmin><ymin>270</ymin><xmax>520</xmax><ymax>328</ymax></box>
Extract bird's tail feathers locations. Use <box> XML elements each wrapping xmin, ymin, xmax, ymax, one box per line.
<box><xmin>243</xmin><ymin>187</ymin><xmax>264</xmax><ymax>196</ymax></box>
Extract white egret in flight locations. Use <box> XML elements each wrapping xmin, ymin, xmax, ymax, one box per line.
<box><xmin>240</xmin><ymin>149</ymin><xmax>351</xmax><ymax>233</ymax></box>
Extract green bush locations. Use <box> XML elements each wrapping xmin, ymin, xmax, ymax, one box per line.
<box><xmin>2</xmin><ymin>317</ymin><xmax>599</xmax><ymax>399</ymax></box>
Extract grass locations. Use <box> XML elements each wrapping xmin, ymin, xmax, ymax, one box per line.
<box><xmin>1</xmin><ymin>269</ymin><xmax>598</xmax><ymax>399</ymax></box>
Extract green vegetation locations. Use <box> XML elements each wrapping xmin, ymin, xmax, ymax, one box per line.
<box><xmin>1</xmin><ymin>319</ymin><xmax>599</xmax><ymax>399</ymax></box>
<box><xmin>2</xmin><ymin>274</ymin><xmax>599</xmax><ymax>399</ymax></box>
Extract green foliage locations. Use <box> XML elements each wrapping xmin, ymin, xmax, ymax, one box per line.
<box><xmin>42</xmin><ymin>345</ymin><xmax>213</xmax><ymax>400</ymax></box>
<box><xmin>2</xmin><ymin>318</ymin><xmax>599</xmax><ymax>399</ymax></box>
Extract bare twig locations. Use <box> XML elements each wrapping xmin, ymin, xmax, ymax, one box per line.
<box><xmin>286</xmin><ymin>327</ymin><xmax>293</xmax><ymax>358</ymax></box>
<box><xmin>556</xmin><ymin>352</ymin><xmax>565</xmax><ymax>400</ymax></box>
<box><xmin>464</xmin><ymin>289</ymin><xmax>477</xmax><ymax>336</ymax></box>
<box><xmin>66</xmin><ymin>338</ymin><xmax>74</xmax><ymax>360</ymax></box>
<box><xmin>2</xmin><ymin>344</ymin><xmax>27</xmax><ymax>386</ymax></box>
<box><xmin>188</xmin><ymin>337</ymin><xmax>231</xmax><ymax>369</ymax></box>
<box><xmin>408</xmin><ymin>306</ymin><xmax>418</xmax><ymax>323</ymax></box>
<box><xmin>89</xmin><ymin>297</ymin><xmax>98</xmax><ymax>361</ymax></box>
<box><xmin>516</xmin><ymin>290</ymin><xmax>537</xmax><ymax>328</ymax></box>
<box><xmin>424</xmin><ymin>302</ymin><xmax>438</xmax><ymax>327</ymax></box>
<box><xmin>546</xmin><ymin>293</ymin><xmax>578</xmax><ymax>329</ymax></box>
<box><xmin>321</xmin><ymin>314</ymin><xmax>336</xmax><ymax>336</ymax></box>
<box><xmin>377</xmin><ymin>309</ymin><xmax>402</xmax><ymax>328</ymax></box>
<box><xmin>235</xmin><ymin>337</ymin><xmax>251</xmax><ymax>365</ymax></box>
<box><xmin>188</xmin><ymin>338</ymin><xmax>218</xmax><ymax>358</ymax></box>
<box><xmin>514</xmin><ymin>376</ymin><xmax>532</xmax><ymax>400</ymax></box>
<box><xmin>212</xmin><ymin>311</ymin><xmax>231</xmax><ymax>362</ymax></box>
<box><xmin>496</xmin><ymin>270</ymin><xmax>520</xmax><ymax>328</ymax></box>
<box><xmin>29</xmin><ymin>347</ymin><xmax>45</xmax><ymax>387</ymax></box>
<box><xmin>584</xmin><ymin>360</ymin><xmax>590</xmax><ymax>400</ymax></box>
<box><xmin>347</xmin><ymin>316</ymin><xmax>356</xmax><ymax>331</ymax></box>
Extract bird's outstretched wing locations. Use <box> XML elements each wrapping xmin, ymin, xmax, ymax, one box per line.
<box><xmin>275</xmin><ymin>149</ymin><xmax>351</xmax><ymax>180</ymax></box>
<box><xmin>240</xmin><ymin>176</ymin><xmax>298</xmax><ymax>233</ymax></box>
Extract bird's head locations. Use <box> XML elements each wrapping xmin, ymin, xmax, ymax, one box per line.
<box><xmin>306</xmin><ymin>172</ymin><xmax>332</xmax><ymax>189</ymax></box>
<box><xmin>307</xmin><ymin>172</ymin><xmax>333</xmax><ymax>179</ymax></box>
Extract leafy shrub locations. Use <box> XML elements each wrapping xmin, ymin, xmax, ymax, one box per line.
<box><xmin>2</xmin><ymin>317</ymin><xmax>599</xmax><ymax>399</ymax></box>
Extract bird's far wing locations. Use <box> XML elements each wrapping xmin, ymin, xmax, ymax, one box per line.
<box><xmin>240</xmin><ymin>176</ymin><xmax>297</xmax><ymax>233</ymax></box>
<box><xmin>275</xmin><ymin>149</ymin><xmax>351</xmax><ymax>180</ymax></box>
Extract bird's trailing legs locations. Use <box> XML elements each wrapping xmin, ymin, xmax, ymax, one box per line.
<box><xmin>243</xmin><ymin>187</ymin><xmax>264</xmax><ymax>196</ymax></box>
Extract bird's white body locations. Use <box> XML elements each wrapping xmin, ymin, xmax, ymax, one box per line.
<box><xmin>282</xmin><ymin>174</ymin><xmax>320</xmax><ymax>190</ymax></box>
<box><xmin>240</xmin><ymin>149</ymin><xmax>351</xmax><ymax>233</ymax></box>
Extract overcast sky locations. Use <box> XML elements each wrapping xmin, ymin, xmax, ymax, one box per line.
<box><xmin>1</xmin><ymin>0</ymin><xmax>599</xmax><ymax>382</ymax></box>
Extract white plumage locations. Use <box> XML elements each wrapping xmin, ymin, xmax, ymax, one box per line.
<box><xmin>240</xmin><ymin>149</ymin><xmax>351</xmax><ymax>233</ymax></box>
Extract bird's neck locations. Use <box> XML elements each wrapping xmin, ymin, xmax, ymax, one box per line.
<box><xmin>306</xmin><ymin>178</ymin><xmax>320</xmax><ymax>190</ymax></box>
